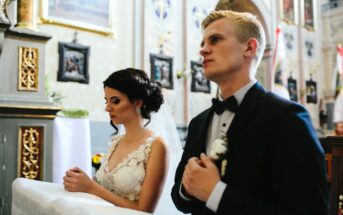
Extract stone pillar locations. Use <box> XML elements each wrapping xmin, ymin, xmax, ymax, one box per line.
<box><xmin>0</xmin><ymin>15</ymin><xmax>59</xmax><ymax>214</ymax></box>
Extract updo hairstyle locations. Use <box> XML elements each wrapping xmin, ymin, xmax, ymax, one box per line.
<box><xmin>103</xmin><ymin>68</ymin><xmax>164</xmax><ymax>125</ymax></box>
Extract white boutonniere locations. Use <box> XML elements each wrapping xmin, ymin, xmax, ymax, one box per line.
<box><xmin>209</xmin><ymin>132</ymin><xmax>228</xmax><ymax>177</ymax></box>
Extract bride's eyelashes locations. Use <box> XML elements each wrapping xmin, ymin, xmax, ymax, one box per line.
<box><xmin>110</xmin><ymin>97</ymin><xmax>121</xmax><ymax>105</ymax></box>
<box><xmin>105</xmin><ymin>97</ymin><xmax>121</xmax><ymax>105</ymax></box>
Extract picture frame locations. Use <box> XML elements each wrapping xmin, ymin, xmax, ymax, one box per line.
<box><xmin>190</xmin><ymin>61</ymin><xmax>211</xmax><ymax>93</ymax></box>
<box><xmin>40</xmin><ymin>0</ymin><xmax>113</xmax><ymax>35</ymax></box>
<box><xmin>306</xmin><ymin>79</ymin><xmax>317</xmax><ymax>104</ymax></box>
<box><xmin>287</xmin><ymin>76</ymin><xmax>298</xmax><ymax>102</ymax></box>
<box><xmin>57</xmin><ymin>42</ymin><xmax>90</xmax><ymax>84</ymax></box>
<box><xmin>302</xmin><ymin>0</ymin><xmax>315</xmax><ymax>30</ymax></box>
<box><xmin>280</xmin><ymin>0</ymin><xmax>296</xmax><ymax>24</ymax></box>
<box><xmin>149</xmin><ymin>54</ymin><xmax>173</xmax><ymax>89</ymax></box>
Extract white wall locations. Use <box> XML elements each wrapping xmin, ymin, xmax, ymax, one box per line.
<box><xmin>30</xmin><ymin>0</ymin><xmax>338</xmax><ymax>130</ymax></box>
<box><xmin>39</xmin><ymin>1</ymin><xmax>135</xmax><ymax>122</ymax></box>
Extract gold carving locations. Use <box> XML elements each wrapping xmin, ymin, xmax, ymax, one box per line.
<box><xmin>18</xmin><ymin>46</ymin><xmax>39</xmax><ymax>91</ymax></box>
<box><xmin>18</xmin><ymin>126</ymin><xmax>43</xmax><ymax>180</ymax></box>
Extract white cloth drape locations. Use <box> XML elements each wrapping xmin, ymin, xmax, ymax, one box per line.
<box><xmin>334</xmin><ymin>90</ymin><xmax>343</xmax><ymax>123</ymax></box>
<box><xmin>11</xmin><ymin>178</ymin><xmax>150</xmax><ymax>215</ymax></box>
<box><xmin>53</xmin><ymin>117</ymin><xmax>92</xmax><ymax>184</ymax></box>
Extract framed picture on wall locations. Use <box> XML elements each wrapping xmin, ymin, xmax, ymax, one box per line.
<box><xmin>306</xmin><ymin>78</ymin><xmax>317</xmax><ymax>104</ymax></box>
<box><xmin>150</xmin><ymin>54</ymin><xmax>173</xmax><ymax>89</ymax></box>
<box><xmin>40</xmin><ymin>0</ymin><xmax>113</xmax><ymax>35</ymax></box>
<box><xmin>302</xmin><ymin>0</ymin><xmax>315</xmax><ymax>30</ymax></box>
<box><xmin>57</xmin><ymin>42</ymin><xmax>90</xmax><ymax>84</ymax></box>
<box><xmin>287</xmin><ymin>75</ymin><xmax>298</xmax><ymax>102</ymax></box>
<box><xmin>190</xmin><ymin>61</ymin><xmax>211</xmax><ymax>93</ymax></box>
<box><xmin>281</xmin><ymin>0</ymin><xmax>296</xmax><ymax>24</ymax></box>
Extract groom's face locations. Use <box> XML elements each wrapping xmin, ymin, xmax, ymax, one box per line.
<box><xmin>199</xmin><ymin>17</ymin><xmax>246</xmax><ymax>84</ymax></box>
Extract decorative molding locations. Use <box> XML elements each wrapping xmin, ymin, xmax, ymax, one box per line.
<box><xmin>18</xmin><ymin>126</ymin><xmax>44</xmax><ymax>180</ymax></box>
<box><xmin>0</xmin><ymin>0</ymin><xmax>11</xmax><ymax>24</ymax></box>
<box><xmin>7</xmin><ymin>27</ymin><xmax>52</xmax><ymax>42</ymax></box>
<box><xmin>0</xmin><ymin>22</ymin><xmax>10</xmax><ymax>56</ymax></box>
<box><xmin>0</xmin><ymin>104</ymin><xmax>61</xmax><ymax>119</ymax></box>
<box><xmin>18</xmin><ymin>46</ymin><xmax>39</xmax><ymax>91</ymax></box>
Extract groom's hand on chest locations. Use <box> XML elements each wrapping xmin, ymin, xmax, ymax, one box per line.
<box><xmin>182</xmin><ymin>153</ymin><xmax>221</xmax><ymax>202</ymax></box>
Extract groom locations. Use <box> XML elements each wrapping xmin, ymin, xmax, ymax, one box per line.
<box><xmin>171</xmin><ymin>10</ymin><xmax>328</xmax><ymax>215</ymax></box>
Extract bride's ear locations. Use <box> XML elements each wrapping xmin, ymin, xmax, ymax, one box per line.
<box><xmin>134</xmin><ymin>99</ymin><xmax>143</xmax><ymax>109</ymax></box>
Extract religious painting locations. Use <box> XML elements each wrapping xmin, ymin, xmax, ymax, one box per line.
<box><xmin>287</xmin><ymin>75</ymin><xmax>298</xmax><ymax>102</ymax></box>
<box><xmin>190</xmin><ymin>61</ymin><xmax>211</xmax><ymax>93</ymax></box>
<box><xmin>306</xmin><ymin>79</ymin><xmax>317</xmax><ymax>104</ymax></box>
<box><xmin>305</xmin><ymin>40</ymin><xmax>314</xmax><ymax>58</ymax></box>
<box><xmin>281</xmin><ymin>0</ymin><xmax>296</xmax><ymax>24</ymax></box>
<box><xmin>150</xmin><ymin>54</ymin><xmax>173</xmax><ymax>89</ymax></box>
<box><xmin>40</xmin><ymin>0</ymin><xmax>113</xmax><ymax>35</ymax></box>
<box><xmin>284</xmin><ymin>32</ymin><xmax>295</xmax><ymax>51</ymax></box>
<box><xmin>57</xmin><ymin>42</ymin><xmax>90</xmax><ymax>84</ymax></box>
<box><xmin>303</xmin><ymin>0</ymin><xmax>315</xmax><ymax>30</ymax></box>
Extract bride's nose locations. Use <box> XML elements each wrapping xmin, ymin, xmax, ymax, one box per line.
<box><xmin>105</xmin><ymin>104</ymin><xmax>112</xmax><ymax>112</ymax></box>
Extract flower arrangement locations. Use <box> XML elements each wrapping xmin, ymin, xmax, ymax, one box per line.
<box><xmin>209</xmin><ymin>132</ymin><xmax>228</xmax><ymax>177</ymax></box>
<box><xmin>92</xmin><ymin>153</ymin><xmax>105</xmax><ymax>171</ymax></box>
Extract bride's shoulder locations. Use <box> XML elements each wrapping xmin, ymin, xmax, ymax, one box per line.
<box><xmin>150</xmin><ymin>136</ymin><xmax>167</xmax><ymax>152</ymax></box>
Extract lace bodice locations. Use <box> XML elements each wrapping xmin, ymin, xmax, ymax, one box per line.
<box><xmin>95</xmin><ymin>134</ymin><xmax>155</xmax><ymax>201</ymax></box>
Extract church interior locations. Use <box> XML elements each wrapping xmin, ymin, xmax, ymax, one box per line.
<box><xmin>1</xmin><ymin>0</ymin><xmax>343</xmax><ymax>214</ymax></box>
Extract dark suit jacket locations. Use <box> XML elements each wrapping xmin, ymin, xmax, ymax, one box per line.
<box><xmin>171</xmin><ymin>83</ymin><xmax>329</xmax><ymax>215</ymax></box>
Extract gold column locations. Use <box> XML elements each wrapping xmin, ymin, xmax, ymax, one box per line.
<box><xmin>16</xmin><ymin>0</ymin><xmax>36</xmax><ymax>30</ymax></box>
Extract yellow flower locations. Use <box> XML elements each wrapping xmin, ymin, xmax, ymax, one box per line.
<box><xmin>92</xmin><ymin>153</ymin><xmax>104</xmax><ymax>164</ymax></box>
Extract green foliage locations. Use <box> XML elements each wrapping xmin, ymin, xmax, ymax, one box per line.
<box><xmin>57</xmin><ymin>109</ymin><xmax>89</xmax><ymax>118</ymax></box>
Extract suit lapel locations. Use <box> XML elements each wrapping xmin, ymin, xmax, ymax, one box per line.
<box><xmin>226</xmin><ymin>83</ymin><xmax>266</xmax><ymax>143</ymax></box>
<box><xmin>195</xmin><ymin>108</ymin><xmax>215</xmax><ymax>154</ymax></box>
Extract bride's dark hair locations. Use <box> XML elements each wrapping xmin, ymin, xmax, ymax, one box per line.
<box><xmin>103</xmin><ymin>68</ymin><xmax>164</xmax><ymax>132</ymax></box>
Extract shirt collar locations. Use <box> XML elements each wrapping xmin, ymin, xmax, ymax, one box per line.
<box><xmin>233</xmin><ymin>80</ymin><xmax>256</xmax><ymax>106</ymax></box>
<box><xmin>219</xmin><ymin>80</ymin><xmax>256</xmax><ymax>106</ymax></box>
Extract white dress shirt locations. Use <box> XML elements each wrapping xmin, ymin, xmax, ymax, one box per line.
<box><xmin>205</xmin><ymin>81</ymin><xmax>256</xmax><ymax>212</ymax></box>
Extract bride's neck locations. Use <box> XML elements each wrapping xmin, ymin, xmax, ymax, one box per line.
<box><xmin>123</xmin><ymin>118</ymin><xmax>147</xmax><ymax>143</ymax></box>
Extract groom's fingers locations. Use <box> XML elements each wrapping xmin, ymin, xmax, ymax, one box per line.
<box><xmin>187</xmin><ymin>157</ymin><xmax>200</xmax><ymax>171</ymax></box>
<box><xmin>199</xmin><ymin>153</ymin><xmax>215</xmax><ymax>168</ymax></box>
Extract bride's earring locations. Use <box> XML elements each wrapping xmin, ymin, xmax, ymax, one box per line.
<box><xmin>136</xmin><ymin>108</ymin><xmax>141</xmax><ymax>116</ymax></box>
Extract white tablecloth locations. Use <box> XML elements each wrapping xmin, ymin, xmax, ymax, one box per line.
<box><xmin>12</xmin><ymin>178</ymin><xmax>151</xmax><ymax>215</ymax></box>
<box><xmin>53</xmin><ymin>117</ymin><xmax>92</xmax><ymax>184</ymax></box>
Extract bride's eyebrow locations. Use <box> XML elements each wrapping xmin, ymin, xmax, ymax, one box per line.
<box><xmin>109</xmin><ymin>96</ymin><xmax>120</xmax><ymax>100</ymax></box>
<box><xmin>104</xmin><ymin>96</ymin><xmax>120</xmax><ymax>101</ymax></box>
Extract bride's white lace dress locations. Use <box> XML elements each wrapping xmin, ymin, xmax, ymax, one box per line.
<box><xmin>95</xmin><ymin>134</ymin><xmax>156</xmax><ymax>201</ymax></box>
<box><xmin>97</xmin><ymin>105</ymin><xmax>183</xmax><ymax>214</ymax></box>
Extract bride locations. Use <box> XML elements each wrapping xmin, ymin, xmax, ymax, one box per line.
<box><xmin>63</xmin><ymin>68</ymin><xmax>183</xmax><ymax>214</ymax></box>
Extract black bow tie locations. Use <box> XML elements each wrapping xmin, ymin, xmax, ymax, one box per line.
<box><xmin>211</xmin><ymin>96</ymin><xmax>238</xmax><ymax>114</ymax></box>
